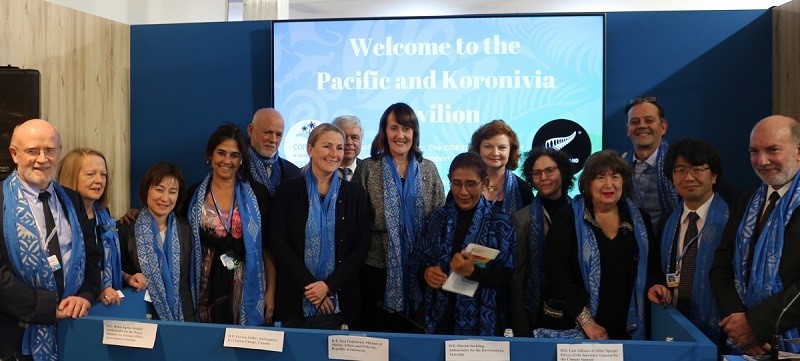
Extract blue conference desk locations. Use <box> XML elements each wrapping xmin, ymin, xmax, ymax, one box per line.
<box><xmin>58</xmin><ymin>289</ymin><xmax>716</xmax><ymax>360</ymax></box>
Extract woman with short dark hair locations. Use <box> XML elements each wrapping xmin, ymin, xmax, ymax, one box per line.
<box><xmin>536</xmin><ymin>150</ymin><xmax>654</xmax><ymax>340</ymax></box>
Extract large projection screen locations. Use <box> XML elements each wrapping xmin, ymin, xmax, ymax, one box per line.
<box><xmin>273</xmin><ymin>15</ymin><xmax>604</xmax><ymax>183</ymax></box>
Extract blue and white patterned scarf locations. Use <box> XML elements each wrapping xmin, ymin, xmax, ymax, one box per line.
<box><xmin>382</xmin><ymin>155</ymin><xmax>425</xmax><ymax>313</ymax></box>
<box><xmin>524</xmin><ymin>195</ymin><xmax>572</xmax><ymax>318</ymax></box>
<box><xmin>410</xmin><ymin>197</ymin><xmax>515</xmax><ymax>335</ymax></box>
<box><xmin>136</xmin><ymin>209</ymin><xmax>195</xmax><ymax>321</ymax></box>
<box><xmin>535</xmin><ymin>195</ymin><xmax>648</xmax><ymax>339</ymax></box>
<box><xmin>624</xmin><ymin>140</ymin><xmax>679</xmax><ymax>217</ymax></box>
<box><xmin>248</xmin><ymin>147</ymin><xmax>281</xmax><ymax>197</ymax></box>
<box><xmin>501</xmin><ymin>170</ymin><xmax>524</xmax><ymax>214</ymax></box>
<box><xmin>733</xmin><ymin>173</ymin><xmax>800</xmax><ymax>352</ymax></box>
<box><xmin>2</xmin><ymin>171</ymin><xmax>85</xmax><ymax>360</ymax></box>
<box><xmin>302</xmin><ymin>170</ymin><xmax>341</xmax><ymax>316</ymax></box>
<box><xmin>660</xmin><ymin>195</ymin><xmax>728</xmax><ymax>341</ymax></box>
<box><xmin>188</xmin><ymin>174</ymin><xmax>266</xmax><ymax>325</ymax></box>
<box><xmin>94</xmin><ymin>205</ymin><xmax>122</xmax><ymax>290</ymax></box>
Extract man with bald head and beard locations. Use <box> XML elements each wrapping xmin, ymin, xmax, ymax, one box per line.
<box><xmin>0</xmin><ymin>119</ymin><xmax>100</xmax><ymax>360</ymax></box>
<box><xmin>247</xmin><ymin>108</ymin><xmax>302</xmax><ymax>196</ymax></box>
<box><xmin>711</xmin><ymin>115</ymin><xmax>800</xmax><ymax>357</ymax></box>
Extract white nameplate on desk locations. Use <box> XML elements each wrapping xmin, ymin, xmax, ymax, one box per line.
<box><xmin>102</xmin><ymin>320</ymin><xmax>157</xmax><ymax>349</ymax></box>
<box><xmin>328</xmin><ymin>335</ymin><xmax>389</xmax><ymax>361</ymax></box>
<box><xmin>223</xmin><ymin>328</ymin><xmax>284</xmax><ymax>352</ymax></box>
<box><xmin>445</xmin><ymin>340</ymin><xmax>510</xmax><ymax>361</ymax></box>
<box><xmin>557</xmin><ymin>343</ymin><xmax>623</xmax><ymax>361</ymax></box>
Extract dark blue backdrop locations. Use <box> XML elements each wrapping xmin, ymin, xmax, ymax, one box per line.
<box><xmin>130</xmin><ymin>10</ymin><xmax>771</xmax><ymax>207</ymax></box>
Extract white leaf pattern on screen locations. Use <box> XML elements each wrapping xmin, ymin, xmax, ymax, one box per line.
<box><xmin>544</xmin><ymin>131</ymin><xmax>576</xmax><ymax>150</ymax></box>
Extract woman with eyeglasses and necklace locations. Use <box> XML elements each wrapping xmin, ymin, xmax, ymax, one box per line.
<box><xmin>509</xmin><ymin>147</ymin><xmax>575</xmax><ymax>336</ymax></box>
<box><xmin>353</xmin><ymin>102</ymin><xmax>445</xmax><ymax>332</ymax></box>
<box><xmin>410</xmin><ymin>152</ymin><xmax>515</xmax><ymax>335</ymax></box>
<box><xmin>468</xmin><ymin>120</ymin><xmax>533</xmax><ymax>214</ymax></box>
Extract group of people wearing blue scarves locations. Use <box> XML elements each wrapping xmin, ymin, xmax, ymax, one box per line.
<box><xmin>48</xmin><ymin>103</ymin><xmax>800</xmax><ymax>361</ymax></box>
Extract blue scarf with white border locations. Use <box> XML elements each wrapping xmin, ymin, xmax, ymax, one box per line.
<box><xmin>3</xmin><ymin>172</ymin><xmax>85</xmax><ymax>360</ymax></box>
<box><xmin>382</xmin><ymin>155</ymin><xmax>425</xmax><ymax>313</ymax></box>
<box><xmin>733</xmin><ymin>174</ymin><xmax>800</xmax><ymax>352</ymax></box>
<box><xmin>187</xmin><ymin>174</ymin><xmax>266</xmax><ymax>325</ymax></box>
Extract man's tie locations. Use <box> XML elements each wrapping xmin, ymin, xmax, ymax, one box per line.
<box><xmin>677</xmin><ymin>211</ymin><xmax>699</xmax><ymax>315</ymax></box>
<box><xmin>340</xmin><ymin>167</ymin><xmax>352</xmax><ymax>181</ymax></box>
<box><xmin>39</xmin><ymin>191</ymin><xmax>64</xmax><ymax>297</ymax></box>
<box><xmin>758</xmin><ymin>191</ymin><xmax>780</xmax><ymax>232</ymax></box>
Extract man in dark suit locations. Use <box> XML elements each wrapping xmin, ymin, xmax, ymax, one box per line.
<box><xmin>246</xmin><ymin>108</ymin><xmax>302</xmax><ymax>196</ymax></box>
<box><xmin>0</xmin><ymin>119</ymin><xmax>100</xmax><ymax>360</ymax></box>
<box><xmin>710</xmin><ymin>115</ymin><xmax>800</xmax><ymax>357</ymax></box>
<box><xmin>332</xmin><ymin>115</ymin><xmax>363</xmax><ymax>181</ymax></box>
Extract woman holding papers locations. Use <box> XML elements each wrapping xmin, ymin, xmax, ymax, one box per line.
<box><xmin>354</xmin><ymin>102</ymin><xmax>445</xmax><ymax>332</ymax></box>
<box><xmin>468</xmin><ymin>119</ymin><xmax>533</xmax><ymax>214</ymax></box>
<box><xmin>536</xmin><ymin>151</ymin><xmax>655</xmax><ymax>340</ymax></box>
<box><xmin>270</xmin><ymin>123</ymin><xmax>371</xmax><ymax>329</ymax></box>
<box><xmin>119</xmin><ymin>162</ymin><xmax>200</xmax><ymax>321</ymax></box>
<box><xmin>411</xmin><ymin>152</ymin><xmax>515</xmax><ymax>336</ymax></box>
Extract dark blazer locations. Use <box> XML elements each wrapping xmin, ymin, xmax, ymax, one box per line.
<box><xmin>269</xmin><ymin>176</ymin><xmax>372</xmax><ymax>328</ymax></box>
<box><xmin>119</xmin><ymin>215</ymin><xmax>197</xmax><ymax>322</ymax></box>
<box><xmin>710</xmin><ymin>189</ymin><xmax>800</xmax><ymax>344</ymax></box>
<box><xmin>0</xmin><ymin>185</ymin><xmax>100</xmax><ymax>359</ymax></box>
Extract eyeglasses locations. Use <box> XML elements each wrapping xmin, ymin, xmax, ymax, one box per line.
<box><xmin>450</xmin><ymin>180</ymin><xmax>480</xmax><ymax>191</ymax></box>
<box><xmin>532</xmin><ymin>166</ymin><xmax>558</xmax><ymax>179</ymax></box>
<box><xmin>629</xmin><ymin>96</ymin><xmax>657</xmax><ymax>105</ymax></box>
<box><xmin>16</xmin><ymin>147</ymin><xmax>59</xmax><ymax>159</ymax></box>
<box><xmin>673</xmin><ymin>166</ymin><xmax>710</xmax><ymax>178</ymax></box>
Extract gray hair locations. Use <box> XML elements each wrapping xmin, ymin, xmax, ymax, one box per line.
<box><xmin>332</xmin><ymin>115</ymin><xmax>362</xmax><ymax>133</ymax></box>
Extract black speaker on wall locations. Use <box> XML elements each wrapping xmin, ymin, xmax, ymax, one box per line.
<box><xmin>0</xmin><ymin>66</ymin><xmax>41</xmax><ymax>180</ymax></box>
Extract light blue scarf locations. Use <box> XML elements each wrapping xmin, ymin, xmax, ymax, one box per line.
<box><xmin>535</xmin><ymin>195</ymin><xmax>648</xmax><ymax>339</ymax></box>
<box><xmin>94</xmin><ymin>205</ymin><xmax>122</xmax><ymax>290</ymax></box>
<box><xmin>187</xmin><ymin>174</ymin><xmax>266</xmax><ymax>325</ymax></box>
<box><xmin>624</xmin><ymin>140</ymin><xmax>679</xmax><ymax>217</ymax></box>
<box><xmin>501</xmin><ymin>169</ymin><xmax>524</xmax><ymax>214</ymax></box>
<box><xmin>136</xmin><ymin>209</ymin><xmax>194</xmax><ymax>321</ymax></box>
<box><xmin>2</xmin><ymin>171</ymin><xmax>85</xmax><ymax>361</ymax></box>
<box><xmin>302</xmin><ymin>170</ymin><xmax>341</xmax><ymax>316</ymax></box>
<box><xmin>411</xmin><ymin>197</ymin><xmax>515</xmax><ymax>335</ymax></box>
<box><xmin>382</xmin><ymin>155</ymin><xmax>425</xmax><ymax>313</ymax></box>
<box><xmin>660</xmin><ymin>195</ymin><xmax>728</xmax><ymax>341</ymax></box>
<box><xmin>733</xmin><ymin>173</ymin><xmax>800</xmax><ymax>352</ymax></box>
<box><xmin>248</xmin><ymin>147</ymin><xmax>281</xmax><ymax>197</ymax></box>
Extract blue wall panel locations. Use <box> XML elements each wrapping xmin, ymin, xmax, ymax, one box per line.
<box><xmin>130</xmin><ymin>21</ymin><xmax>272</xmax><ymax>207</ymax></box>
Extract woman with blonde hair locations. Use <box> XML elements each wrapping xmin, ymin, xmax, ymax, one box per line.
<box><xmin>58</xmin><ymin>148</ymin><xmax>147</xmax><ymax>306</ymax></box>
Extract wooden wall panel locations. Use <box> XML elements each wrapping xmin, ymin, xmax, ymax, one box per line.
<box><xmin>774</xmin><ymin>0</ymin><xmax>800</xmax><ymax>119</ymax></box>
<box><xmin>0</xmin><ymin>0</ymin><xmax>130</xmax><ymax>217</ymax></box>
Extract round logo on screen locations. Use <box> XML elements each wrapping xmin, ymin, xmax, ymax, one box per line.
<box><xmin>532</xmin><ymin>119</ymin><xmax>591</xmax><ymax>171</ymax></box>
<box><xmin>281</xmin><ymin>119</ymin><xmax>318</xmax><ymax>167</ymax></box>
